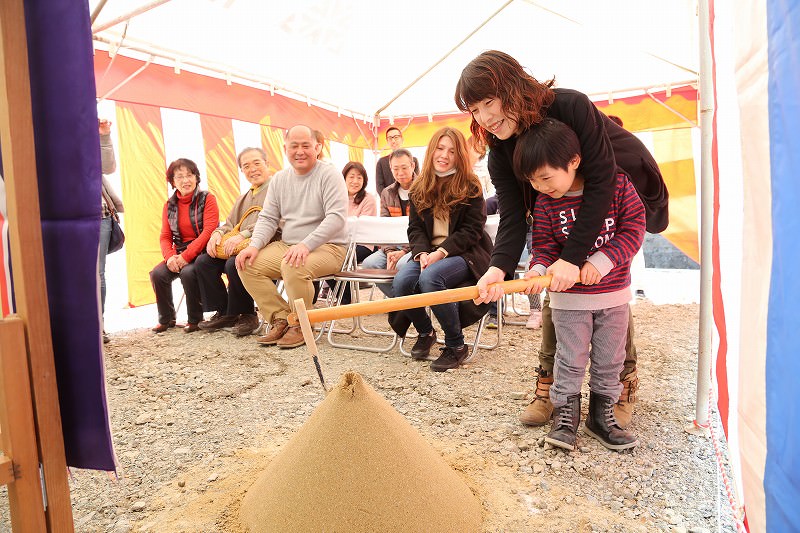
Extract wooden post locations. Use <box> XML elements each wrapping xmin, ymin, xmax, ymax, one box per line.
<box><xmin>0</xmin><ymin>0</ymin><xmax>75</xmax><ymax>530</ymax></box>
<box><xmin>0</xmin><ymin>318</ymin><xmax>47</xmax><ymax>531</ymax></box>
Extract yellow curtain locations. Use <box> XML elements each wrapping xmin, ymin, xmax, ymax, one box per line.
<box><xmin>653</xmin><ymin>128</ymin><xmax>698</xmax><ymax>262</ymax></box>
<box><xmin>348</xmin><ymin>146</ymin><xmax>364</xmax><ymax>164</ymax></box>
<box><xmin>115</xmin><ymin>102</ymin><xmax>166</xmax><ymax>306</ymax></box>
<box><xmin>200</xmin><ymin>115</ymin><xmax>239</xmax><ymax>219</ymax></box>
<box><xmin>260</xmin><ymin>125</ymin><xmax>284</xmax><ymax>174</ymax></box>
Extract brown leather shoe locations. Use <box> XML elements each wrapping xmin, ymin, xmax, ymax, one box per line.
<box><xmin>519</xmin><ymin>367</ymin><xmax>554</xmax><ymax>426</ymax></box>
<box><xmin>614</xmin><ymin>370</ymin><xmax>639</xmax><ymax>429</ymax></box>
<box><xmin>184</xmin><ymin>323</ymin><xmax>200</xmax><ymax>333</ymax></box>
<box><xmin>257</xmin><ymin>319</ymin><xmax>289</xmax><ymax>345</ymax></box>
<box><xmin>152</xmin><ymin>320</ymin><xmax>176</xmax><ymax>333</ymax></box>
<box><xmin>198</xmin><ymin>312</ymin><xmax>238</xmax><ymax>331</ymax></box>
<box><xmin>233</xmin><ymin>314</ymin><xmax>260</xmax><ymax>337</ymax></box>
<box><xmin>276</xmin><ymin>325</ymin><xmax>305</xmax><ymax>349</ymax></box>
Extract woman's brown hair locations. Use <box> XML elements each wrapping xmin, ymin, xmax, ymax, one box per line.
<box><xmin>454</xmin><ymin>50</ymin><xmax>556</xmax><ymax>148</ymax></box>
<box><xmin>410</xmin><ymin>127</ymin><xmax>482</xmax><ymax>219</ymax></box>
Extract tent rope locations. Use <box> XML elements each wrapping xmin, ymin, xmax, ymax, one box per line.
<box><xmin>704</xmin><ymin>386</ymin><xmax>747</xmax><ymax>532</ymax></box>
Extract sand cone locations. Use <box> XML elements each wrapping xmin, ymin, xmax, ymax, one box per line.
<box><xmin>239</xmin><ymin>371</ymin><xmax>482</xmax><ymax>532</ymax></box>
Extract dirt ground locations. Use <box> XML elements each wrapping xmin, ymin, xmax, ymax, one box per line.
<box><xmin>3</xmin><ymin>297</ymin><xmax>734</xmax><ymax>532</ymax></box>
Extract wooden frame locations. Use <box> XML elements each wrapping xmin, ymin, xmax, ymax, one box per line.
<box><xmin>0</xmin><ymin>0</ymin><xmax>75</xmax><ymax>530</ymax></box>
<box><xmin>0</xmin><ymin>318</ymin><xmax>47</xmax><ymax>531</ymax></box>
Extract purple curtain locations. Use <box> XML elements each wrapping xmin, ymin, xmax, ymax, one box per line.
<box><xmin>23</xmin><ymin>0</ymin><xmax>115</xmax><ymax>470</ymax></box>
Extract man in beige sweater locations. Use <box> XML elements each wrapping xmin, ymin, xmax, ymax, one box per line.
<box><xmin>236</xmin><ymin>126</ymin><xmax>348</xmax><ymax>348</ymax></box>
<box><xmin>195</xmin><ymin>147</ymin><xmax>273</xmax><ymax>336</ymax></box>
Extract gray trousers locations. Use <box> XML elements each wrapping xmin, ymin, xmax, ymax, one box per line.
<box><xmin>550</xmin><ymin>304</ymin><xmax>629</xmax><ymax>408</ymax></box>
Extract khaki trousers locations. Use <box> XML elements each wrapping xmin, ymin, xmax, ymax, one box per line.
<box><xmin>239</xmin><ymin>241</ymin><xmax>347</xmax><ymax>324</ymax></box>
<box><xmin>538</xmin><ymin>293</ymin><xmax>637</xmax><ymax>379</ymax></box>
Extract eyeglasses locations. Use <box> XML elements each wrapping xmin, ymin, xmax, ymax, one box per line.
<box><xmin>173</xmin><ymin>173</ymin><xmax>195</xmax><ymax>181</ymax></box>
<box><xmin>387</xmin><ymin>134</ymin><xmax>402</xmax><ymax>141</ymax></box>
<box><xmin>391</xmin><ymin>165</ymin><xmax>412</xmax><ymax>172</ymax></box>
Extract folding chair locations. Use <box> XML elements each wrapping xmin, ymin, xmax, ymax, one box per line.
<box><xmin>326</xmin><ymin>216</ymin><xmax>411</xmax><ymax>353</ymax></box>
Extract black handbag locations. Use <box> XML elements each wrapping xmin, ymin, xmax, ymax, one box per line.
<box><xmin>102</xmin><ymin>184</ymin><xmax>125</xmax><ymax>254</ymax></box>
<box><xmin>108</xmin><ymin>212</ymin><xmax>125</xmax><ymax>253</ymax></box>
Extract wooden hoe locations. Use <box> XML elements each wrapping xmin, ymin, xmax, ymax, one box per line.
<box><xmin>289</xmin><ymin>275</ymin><xmax>556</xmax><ymax>392</ymax></box>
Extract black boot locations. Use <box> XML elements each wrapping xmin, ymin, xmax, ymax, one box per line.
<box><xmin>584</xmin><ymin>392</ymin><xmax>639</xmax><ymax>451</ymax></box>
<box><xmin>410</xmin><ymin>330</ymin><xmax>437</xmax><ymax>360</ymax></box>
<box><xmin>545</xmin><ymin>394</ymin><xmax>581</xmax><ymax>450</ymax></box>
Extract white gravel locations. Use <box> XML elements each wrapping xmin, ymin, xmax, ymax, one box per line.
<box><xmin>1</xmin><ymin>300</ymin><xmax>740</xmax><ymax>532</ymax></box>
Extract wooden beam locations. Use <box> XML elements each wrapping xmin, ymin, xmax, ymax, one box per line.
<box><xmin>0</xmin><ymin>1</ymin><xmax>75</xmax><ymax>530</ymax></box>
<box><xmin>0</xmin><ymin>456</ymin><xmax>15</xmax><ymax>487</ymax></box>
<box><xmin>0</xmin><ymin>318</ymin><xmax>46</xmax><ymax>531</ymax></box>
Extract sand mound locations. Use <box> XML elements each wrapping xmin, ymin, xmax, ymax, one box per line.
<box><xmin>239</xmin><ymin>371</ymin><xmax>482</xmax><ymax>532</ymax></box>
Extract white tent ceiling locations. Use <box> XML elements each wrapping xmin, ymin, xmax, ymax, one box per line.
<box><xmin>90</xmin><ymin>0</ymin><xmax>699</xmax><ymax>120</ymax></box>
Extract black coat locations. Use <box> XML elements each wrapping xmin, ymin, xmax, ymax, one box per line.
<box><xmin>488</xmin><ymin>88</ymin><xmax>669</xmax><ymax>275</ymax></box>
<box><xmin>407</xmin><ymin>195</ymin><xmax>493</xmax><ymax>281</ymax></box>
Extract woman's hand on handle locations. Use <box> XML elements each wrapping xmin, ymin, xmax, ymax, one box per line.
<box><xmin>474</xmin><ymin>266</ymin><xmax>507</xmax><ymax>304</ymax></box>
<box><xmin>546</xmin><ymin>259</ymin><xmax>579</xmax><ymax>292</ymax></box>
<box><xmin>522</xmin><ymin>269</ymin><xmax>545</xmax><ymax>296</ymax></box>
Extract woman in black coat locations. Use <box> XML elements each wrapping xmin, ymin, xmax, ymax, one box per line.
<box><xmin>391</xmin><ymin>127</ymin><xmax>492</xmax><ymax>372</ymax></box>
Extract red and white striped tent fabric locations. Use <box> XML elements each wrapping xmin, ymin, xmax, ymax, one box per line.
<box><xmin>2</xmin><ymin>0</ymin><xmax>796</xmax><ymax>529</ymax></box>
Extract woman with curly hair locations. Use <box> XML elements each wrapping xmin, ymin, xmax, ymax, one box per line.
<box><xmin>391</xmin><ymin>127</ymin><xmax>493</xmax><ymax>371</ymax></box>
<box><xmin>455</xmin><ymin>50</ymin><xmax>668</xmax><ymax>427</ymax></box>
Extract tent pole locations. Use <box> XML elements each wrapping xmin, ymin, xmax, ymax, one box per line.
<box><xmin>374</xmin><ymin>0</ymin><xmax>514</xmax><ymax>116</ymax></box>
<box><xmin>97</xmin><ymin>54</ymin><xmax>153</xmax><ymax>102</ymax></box>
<box><xmin>690</xmin><ymin>0</ymin><xmax>714</xmax><ymax>435</ymax></box>
<box><xmin>90</xmin><ymin>0</ymin><xmax>110</xmax><ymax>25</ymax></box>
<box><xmin>645</xmin><ymin>91</ymin><xmax>697</xmax><ymax>127</ymax></box>
<box><xmin>91</xmin><ymin>0</ymin><xmax>174</xmax><ymax>34</ymax></box>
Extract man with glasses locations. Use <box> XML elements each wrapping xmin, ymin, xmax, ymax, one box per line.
<box><xmin>375</xmin><ymin>127</ymin><xmax>419</xmax><ymax>195</ymax></box>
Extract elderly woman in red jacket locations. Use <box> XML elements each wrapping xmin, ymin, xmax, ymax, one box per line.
<box><xmin>150</xmin><ymin>158</ymin><xmax>219</xmax><ymax>333</ymax></box>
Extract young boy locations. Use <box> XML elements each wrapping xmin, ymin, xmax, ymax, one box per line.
<box><xmin>513</xmin><ymin>118</ymin><xmax>645</xmax><ymax>451</ymax></box>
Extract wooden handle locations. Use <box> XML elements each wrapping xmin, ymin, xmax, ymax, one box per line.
<box><xmin>287</xmin><ymin>275</ymin><xmax>553</xmax><ymax>326</ymax></box>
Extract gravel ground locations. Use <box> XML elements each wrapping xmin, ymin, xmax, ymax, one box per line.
<box><xmin>1</xmin><ymin>299</ymin><xmax>739</xmax><ymax>532</ymax></box>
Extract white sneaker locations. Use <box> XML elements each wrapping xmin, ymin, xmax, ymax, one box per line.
<box><xmin>526</xmin><ymin>311</ymin><xmax>542</xmax><ymax>329</ymax></box>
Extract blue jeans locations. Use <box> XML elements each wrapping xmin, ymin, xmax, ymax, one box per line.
<box><xmin>392</xmin><ymin>256</ymin><xmax>470</xmax><ymax>347</ymax></box>
<box><xmin>361</xmin><ymin>249</ymin><xmax>411</xmax><ymax>297</ymax></box>
<box><xmin>99</xmin><ymin>216</ymin><xmax>112</xmax><ymax>313</ymax></box>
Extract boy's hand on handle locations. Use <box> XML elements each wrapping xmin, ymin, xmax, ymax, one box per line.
<box><xmin>580</xmin><ymin>262</ymin><xmax>602</xmax><ymax>285</ymax></box>
<box><xmin>474</xmin><ymin>266</ymin><xmax>507</xmax><ymax>304</ymax></box>
<box><xmin>547</xmin><ymin>259</ymin><xmax>579</xmax><ymax>292</ymax></box>
<box><xmin>235</xmin><ymin>246</ymin><xmax>259</xmax><ymax>270</ymax></box>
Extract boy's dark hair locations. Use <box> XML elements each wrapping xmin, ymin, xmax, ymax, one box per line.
<box><xmin>512</xmin><ymin>118</ymin><xmax>580</xmax><ymax>181</ymax></box>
